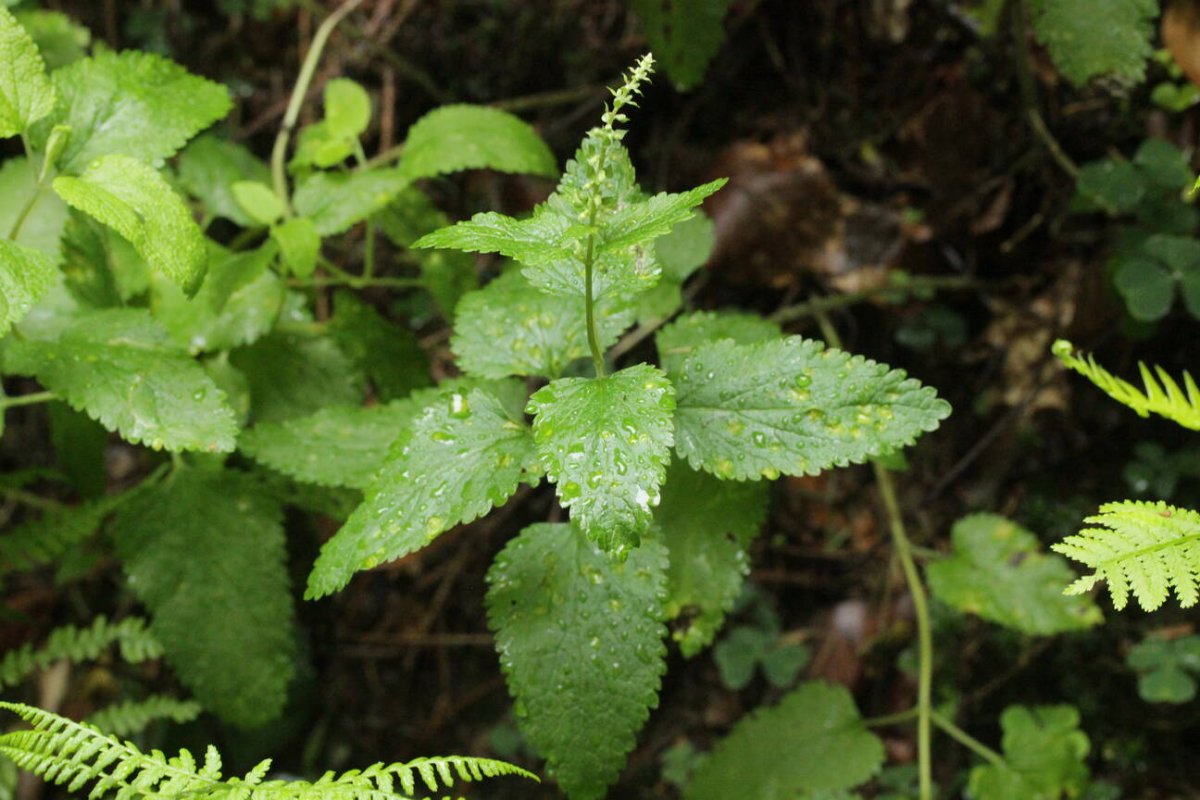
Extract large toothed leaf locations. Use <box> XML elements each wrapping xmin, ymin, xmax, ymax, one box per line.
<box><xmin>112</xmin><ymin>468</ymin><xmax>297</xmax><ymax>727</ymax></box>
<box><xmin>1030</xmin><ymin>0</ymin><xmax>1157</xmax><ymax>86</ymax></box>
<box><xmin>967</xmin><ymin>705</ymin><xmax>1091</xmax><ymax>800</ymax></box>
<box><xmin>452</xmin><ymin>269</ymin><xmax>632</xmax><ymax>379</ymax></box>
<box><xmin>230</xmin><ymin>328</ymin><xmax>363</xmax><ymax>424</ymax></box>
<box><xmin>398</xmin><ymin>104</ymin><xmax>557</xmax><ymax>181</ymax></box>
<box><xmin>328</xmin><ymin>290</ymin><xmax>430</xmax><ymax>401</ymax></box>
<box><xmin>4</xmin><ymin>309</ymin><xmax>237</xmax><ymax>452</ymax></box>
<box><xmin>306</xmin><ymin>384</ymin><xmax>538</xmax><ymax>599</ymax></box>
<box><xmin>926</xmin><ymin>514</ymin><xmax>1102</xmax><ymax>635</ymax></box>
<box><xmin>0</xmin><ymin>239</ymin><xmax>56</xmax><ymax>336</ymax></box>
<box><xmin>673</xmin><ymin>337</ymin><xmax>950</xmax><ymax>481</ymax></box>
<box><xmin>176</xmin><ymin>134</ymin><xmax>272</xmax><ymax>228</ymax></box>
<box><xmin>657</xmin><ymin>461</ymin><xmax>769</xmax><ymax>657</ymax></box>
<box><xmin>630</xmin><ymin>0</ymin><xmax>732</xmax><ymax>90</ymax></box>
<box><xmin>656</xmin><ymin>309</ymin><xmax>781</xmax><ymax>375</ymax></box>
<box><xmin>0</xmin><ymin>6</ymin><xmax>55</xmax><ymax>138</ymax></box>
<box><xmin>486</xmin><ymin>523</ymin><xmax>668</xmax><ymax>800</ymax></box>
<box><xmin>686</xmin><ymin>682</ymin><xmax>885</xmax><ymax>800</ymax></box>
<box><xmin>527</xmin><ymin>364</ymin><xmax>675</xmax><ymax>553</ymax></box>
<box><xmin>240</xmin><ymin>386</ymin><xmax>448</xmax><ymax>490</ymax></box>
<box><xmin>33</xmin><ymin>49</ymin><xmax>231</xmax><ymax>173</ymax></box>
<box><xmin>53</xmin><ymin>155</ymin><xmax>208</xmax><ymax>296</ymax></box>
<box><xmin>292</xmin><ymin>167</ymin><xmax>409</xmax><ymax>236</ymax></box>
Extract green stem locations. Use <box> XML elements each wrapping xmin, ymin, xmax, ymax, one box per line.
<box><xmin>0</xmin><ymin>390</ymin><xmax>55</xmax><ymax>410</ymax></box>
<box><xmin>876</xmin><ymin>461</ymin><xmax>935</xmax><ymax>800</ymax></box>
<box><xmin>582</xmin><ymin>227</ymin><xmax>606</xmax><ymax>378</ymax></box>
<box><xmin>864</xmin><ymin>707</ymin><xmax>919</xmax><ymax>728</ymax></box>
<box><xmin>269</xmin><ymin>0</ymin><xmax>366</xmax><ymax>211</ymax></box>
<box><xmin>8</xmin><ymin>136</ymin><xmax>51</xmax><ymax>242</ymax></box>
<box><xmin>931</xmin><ymin>710</ymin><xmax>1005</xmax><ymax>767</ymax></box>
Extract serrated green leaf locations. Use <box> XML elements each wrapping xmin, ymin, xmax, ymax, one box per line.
<box><xmin>12</xmin><ymin>11</ymin><xmax>89</xmax><ymax>70</ymax></box>
<box><xmin>674</xmin><ymin>337</ymin><xmax>950</xmax><ymax>480</ymax></box>
<box><xmin>230</xmin><ymin>329</ymin><xmax>363</xmax><ymax>424</ymax></box>
<box><xmin>111</xmin><ymin>468</ymin><xmax>297</xmax><ymax>727</ymax></box>
<box><xmin>686</xmin><ymin>682</ymin><xmax>885</xmax><ymax>800</ymax></box>
<box><xmin>58</xmin><ymin>210</ymin><xmax>152</xmax><ymax>307</ymax></box>
<box><xmin>329</xmin><ymin>291</ymin><xmax>430</xmax><ymax>400</ymax></box>
<box><xmin>150</xmin><ymin>243</ymin><xmax>284</xmax><ymax>354</ymax></box>
<box><xmin>967</xmin><ymin>705</ymin><xmax>1090</xmax><ymax>800</ymax></box>
<box><xmin>630</xmin><ymin>0</ymin><xmax>732</xmax><ymax>90</ymax></box>
<box><xmin>452</xmin><ymin>269</ymin><xmax>632</xmax><ymax>379</ymax></box>
<box><xmin>0</xmin><ymin>238</ymin><xmax>56</xmax><ymax>336</ymax></box>
<box><xmin>657</xmin><ymin>460</ymin><xmax>768</xmax><ymax>656</ymax></box>
<box><xmin>176</xmin><ymin>134</ymin><xmax>273</xmax><ymax>228</ymax></box>
<box><xmin>292</xmin><ymin>167</ymin><xmax>409</xmax><ymax>236</ymax></box>
<box><xmin>34</xmin><ymin>49</ymin><xmax>231</xmax><ymax>173</ymax></box>
<box><xmin>323</xmin><ymin>78</ymin><xmax>370</xmax><ymax>141</ymax></box>
<box><xmin>0</xmin><ymin>157</ymin><xmax>67</xmax><ymax>263</ymax></box>
<box><xmin>271</xmin><ymin>216</ymin><xmax>320</xmax><ymax>277</ymax></box>
<box><xmin>656</xmin><ymin>309</ymin><xmax>781</xmax><ymax>375</ymax></box>
<box><xmin>4</xmin><ymin>309</ymin><xmax>237</xmax><ymax>452</ymax></box>
<box><xmin>398</xmin><ymin>104</ymin><xmax>557</xmax><ymax>181</ymax></box>
<box><xmin>926</xmin><ymin>513</ymin><xmax>1102</xmax><ymax>635</ymax></box>
<box><xmin>306</xmin><ymin>384</ymin><xmax>538</xmax><ymax>598</ymax></box>
<box><xmin>1030</xmin><ymin>0</ymin><xmax>1157</xmax><ymax>86</ymax></box>
<box><xmin>53</xmin><ymin>155</ymin><xmax>208</xmax><ymax>296</ymax></box>
<box><xmin>486</xmin><ymin>523</ymin><xmax>668</xmax><ymax>800</ymax></box>
<box><xmin>527</xmin><ymin>364</ymin><xmax>675</xmax><ymax>552</ymax></box>
<box><xmin>0</xmin><ymin>6</ymin><xmax>55</xmax><ymax>138</ymax></box>
<box><xmin>240</xmin><ymin>389</ymin><xmax>441</xmax><ymax>490</ymax></box>
<box><xmin>231</xmin><ymin>180</ymin><xmax>284</xmax><ymax>227</ymax></box>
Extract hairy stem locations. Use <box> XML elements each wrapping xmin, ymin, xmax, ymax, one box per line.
<box><xmin>931</xmin><ymin>710</ymin><xmax>1005</xmax><ymax>767</ymax></box>
<box><xmin>583</xmin><ymin>226</ymin><xmax>606</xmax><ymax>378</ymax></box>
<box><xmin>270</xmin><ymin>0</ymin><xmax>366</xmax><ymax>210</ymax></box>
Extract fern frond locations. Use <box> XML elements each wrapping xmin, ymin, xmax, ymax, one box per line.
<box><xmin>0</xmin><ymin>702</ymin><xmax>539</xmax><ymax>800</ymax></box>
<box><xmin>85</xmin><ymin>697</ymin><xmax>202</xmax><ymax>738</ymax></box>
<box><xmin>1052</xmin><ymin>500</ymin><xmax>1200</xmax><ymax>611</ymax></box>
<box><xmin>0</xmin><ymin>617</ymin><xmax>163</xmax><ymax>690</ymax></box>
<box><xmin>1053</xmin><ymin>340</ymin><xmax>1200</xmax><ymax>430</ymax></box>
<box><xmin>0</xmin><ymin>495</ymin><xmax>119</xmax><ymax>572</ymax></box>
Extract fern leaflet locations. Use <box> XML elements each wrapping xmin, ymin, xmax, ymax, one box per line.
<box><xmin>0</xmin><ymin>617</ymin><xmax>162</xmax><ymax>690</ymax></box>
<box><xmin>1052</xmin><ymin>501</ymin><xmax>1200</xmax><ymax>611</ymax></box>
<box><xmin>1053</xmin><ymin>340</ymin><xmax>1200</xmax><ymax>430</ymax></box>
<box><xmin>85</xmin><ymin>696</ymin><xmax>202</xmax><ymax>738</ymax></box>
<box><xmin>0</xmin><ymin>702</ymin><xmax>538</xmax><ymax>800</ymax></box>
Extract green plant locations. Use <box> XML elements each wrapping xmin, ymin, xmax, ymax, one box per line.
<box><xmin>1029</xmin><ymin>0</ymin><xmax>1158</xmax><ymax>87</ymax></box>
<box><xmin>1126</xmin><ymin>633</ymin><xmax>1200</xmax><ymax>703</ymax></box>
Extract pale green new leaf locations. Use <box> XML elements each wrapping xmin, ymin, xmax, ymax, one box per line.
<box><xmin>0</xmin><ymin>6</ymin><xmax>55</xmax><ymax>138</ymax></box>
<box><xmin>630</xmin><ymin>0</ymin><xmax>732</xmax><ymax>90</ymax></box>
<box><xmin>4</xmin><ymin>309</ymin><xmax>237</xmax><ymax>452</ymax></box>
<box><xmin>527</xmin><ymin>364</ymin><xmax>675</xmax><ymax>552</ymax></box>
<box><xmin>306</xmin><ymin>384</ymin><xmax>539</xmax><ymax>599</ymax></box>
<box><xmin>35</xmin><ymin>49</ymin><xmax>231</xmax><ymax>173</ymax></box>
<box><xmin>452</xmin><ymin>269</ymin><xmax>632</xmax><ymax>379</ymax></box>
<box><xmin>292</xmin><ymin>167</ymin><xmax>409</xmax><ymax>236</ymax></box>
<box><xmin>111</xmin><ymin>468</ymin><xmax>297</xmax><ymax>728</ymax></box>
<box><xmin>656</xmin><ymin>309</ymin><xmax>781</xmax><ymax>375</ymax></box>
<box><xmin>967</xmin><ymin>705</ymin><xmax>1090</xmax><ymax>800</ymax></box>
<box><xmin>926</xmin><ymin>514</ymin><xmax>1102</xmax><ymax>634</ymax></box>
<box><xmin>231</xmin><ymin>180</ymin><xmax>284</xmax><ymax>227</ymax></box>
<box><xmin>0</xmin><ymin>157</ymin><xmax>68</xmax><ymax>259</ymax></box>
<box><xmin>1030</xmin><ymin>0</ymin><xmax>1157</xmax><ymax>86</ymax></box>
<box><xmin>398</xmin><ymin>104</ymin><xmax>557</xmax><ymax>181</ymax></box>
<box><xmin>1053</xmin><ymin>340</ymin><xmax>1200</xmax><ymax>430</ymax></box>
<box><xmin>657</xmin><ymin>461</ymin><xmax>769</xmax><ymax>656</ymax></box>
<box><xmin>674</xmin><ymin>337</ymin><xmax>950</xmax><ymax>480</ymax></box>
<box><xmin>176</xmin><ymin>134</ymin><xmax>273</xmax><ymax>228</ymax></box>
<box><xmin>240</xmin><ymin>393</ymin><xmax>437</xmax><ymax>490</ymax></box>
<box><xmin>685</xmin><ymin>682</ymin><xmax>885</xmax><ymax>800</ymax></box>
<box><xmin>53</xmin><ymin>155</ymin><xmax>208</xmax><ymax>296</ymax></box>
<box><xmin>323</xmin><ymin>78</ymin><xmax>371</xmax><ymax>140</ymax></box>
<box><xmin>271</xmin><ymin>216</ymin><xmax>320</xmax><ymax>277</ymax></box>
<box><xmin>150</xmin><ymin>243</ymin><xmax>284</xmax><ymax>354</ymax></box>
<box><xmin>230</xmin><ymin>328</ymin><xmax>363</xmax><ymax>424</ymax></box>
<box><xmin>486</xmin><ymin>523</ymin><xmax>668</xmax><ymax>800</ymax></box>
<box><xmin>1053</xmin><ymin>500</ymin><xmax>1200</xmax><ymax>611</ymax></box>
<box><xmin>0</xmin><ymin>238</ymin><xmax>56</xmax><ymax>336</ymax></box>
